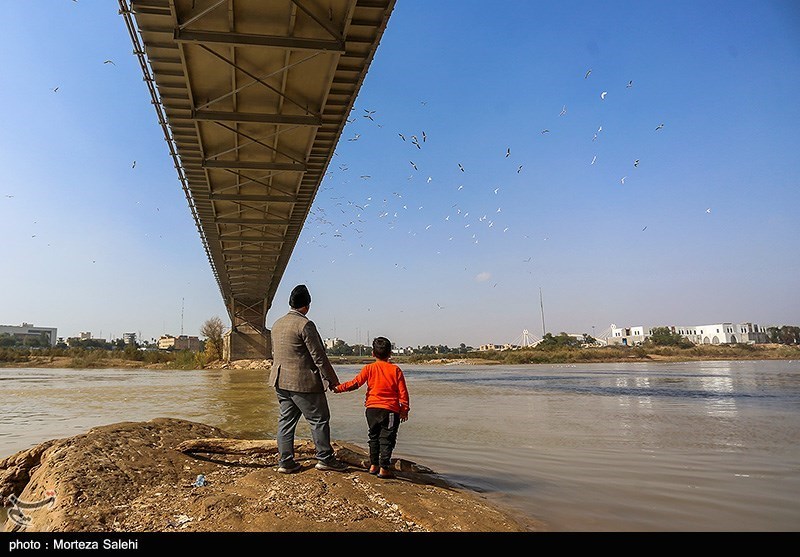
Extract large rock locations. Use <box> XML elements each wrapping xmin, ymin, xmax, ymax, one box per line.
<box><xmin>1</xmin><ymin>418</ymin><xmax>539</xmax><ymax>532</ymax></box>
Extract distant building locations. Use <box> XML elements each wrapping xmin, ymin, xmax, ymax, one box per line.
<box><xmin>79</xmin><ymin>332</ymin><xmax>93</xmax><ymax>340</ymax></box>
<box><xmin>0</xmin><ymin>323</ymin><xmax>58</xmax><ymax>347</ymax></box>
<box><xmin>323</xmin><ymin>337</ymin><xmax>341</xmax><ymax>350</ymax></box>
<box><xmin>158</xmin><ymin>334</ymin><xmax>201</xmax><ymax>351</ymax></box>
<box><xmin>607</xmin><ymin>322</ymin><xmax>769</xmax><ymax>346</ymax></box>
<box><xmin>478</xmin><ymin>343</ymin><xmax>519</xmax><ymax>351</ymax></box>
<box><xmin>123</xmin><ymin>332</ymin><xmax>137</xmax><ymax>345</ymax></box>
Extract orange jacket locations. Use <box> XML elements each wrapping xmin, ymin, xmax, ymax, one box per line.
<box><xmin>335</xmin><ymin>359</ymin><xmax>410</xmax><ymax>415</ymax></box>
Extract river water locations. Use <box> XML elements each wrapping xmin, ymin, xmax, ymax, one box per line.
<box><xmin>1</xmin><ymin>360</ymin><xmax>798</xmax><ymax>532</ymax></box>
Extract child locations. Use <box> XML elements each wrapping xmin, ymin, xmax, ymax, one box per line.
<box><xmin>334</xmin><ymin>336</ymin><xmax>410</xmax><ymax>479</ymax></box>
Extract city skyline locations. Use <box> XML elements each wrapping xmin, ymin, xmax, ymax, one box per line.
<box><xmin>1</xmin><ymin>2</ymin><xmax>798</xmax><ymax>348</ymax></box>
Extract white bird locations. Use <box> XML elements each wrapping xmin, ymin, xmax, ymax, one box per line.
<box><xmin>620</xmin><ymin>176</ymin><xmax>627</xmax><ymax>185</ymax></box>
<box><xmin>591</xmin><ymin>155</ymin><xmax>597</xmax><ymax>165</ymax></box>
<box><xmin>493</xmin><ymin>187</ymin><xmax>499</xmax><ymax>194</ymax></box>
<box><xmin>601</xmin><ymin>91</ymin><xmax>607</xmax><ymax>100</ymax></box>
<box><xmin>427</xmin><ymin>176</ymin><xmax>432</xmax><ymax>183</ymax></box>
<box><xmin>706</xmin><ymin>208</ymin><xmax>712</xmax><ymax>213</ymax></box>
<box><xmin>627</xmin><ymin>80</ymin><xmax>633</xmax><ymax>88</ymax></box>
<box><xmin>457</xmin><ymin>185</ymin><xmax>463</xmax><ymax>190</ymax></box>
<box><xmin>560</xmin><ymin>105</ymin><xmax>567</xmax><ymax>116</ymax></box>
<box><xmin>656</xmin><ymin>123</ymin><xmax>664</xmax><ymax>131</ymax></box>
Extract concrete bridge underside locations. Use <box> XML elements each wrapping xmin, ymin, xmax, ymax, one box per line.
<box><xmin>120</xmin><ymin>0</ymin><xmax>395</xmax><ymax>360</ymax></box>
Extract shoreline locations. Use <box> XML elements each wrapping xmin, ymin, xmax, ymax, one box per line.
<box><xmin>1</xmin><ymin>343</ymin><xmax>797</xmax><ymax>370</ymax></box>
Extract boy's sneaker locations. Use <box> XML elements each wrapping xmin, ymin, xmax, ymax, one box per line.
<box><xmin>277</xmin><ymin>461</ymin><xmax>302</xmax><ymax>474</ymax></box>
<box><xmin>315</xmin><ymin>457</ymin><xmax>348</xmax><ymax>472</ymax></box>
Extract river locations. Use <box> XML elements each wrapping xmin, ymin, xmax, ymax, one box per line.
<box><xmin>1</xmin><ymin>360</ymin><xmax>798</xmax><ymax>532</ymax></box>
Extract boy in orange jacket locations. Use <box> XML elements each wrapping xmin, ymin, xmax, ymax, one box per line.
<box><xmin>334</xmin><ymin>336</ymin><xmax>410</xmax><ymax>478</ymax></box>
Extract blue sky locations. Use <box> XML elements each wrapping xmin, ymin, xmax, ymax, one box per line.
<box><xmin>1</xmin><ymin>1</ymin><xmax>798</xmax><ymax>348</ymax></box>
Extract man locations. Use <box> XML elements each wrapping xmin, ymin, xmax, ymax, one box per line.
<box><xmin>268</xmin><ymin>284</ymin><xmax>348</xmax><ymax>473</ymax></box>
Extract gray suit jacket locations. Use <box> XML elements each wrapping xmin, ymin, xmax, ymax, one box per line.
<box><xmin>268</xmin><ymin>310</ymin><xmax>339</xmax><ymax>392</ymax></box>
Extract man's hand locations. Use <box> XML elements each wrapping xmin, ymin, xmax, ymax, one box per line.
<box><xmin>400</xmin><ymin>410</ymin><xmax>409</xmax><ymax>422</ymax></box>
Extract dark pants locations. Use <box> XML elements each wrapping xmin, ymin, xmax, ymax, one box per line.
<box><xmin>275</xmin><ymin>387</ymin><xmax>334</xmax><ymax>466</ymax></box>
<box><xmin>366</xmin><ymin>407</ymin><xmax>400</xmax><ymax>468</ymax></box>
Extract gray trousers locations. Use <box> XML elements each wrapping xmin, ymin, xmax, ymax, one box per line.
<box><xmin>275</xmin><ymin>387</ymin><xmax>334</xmax><ymax>466</ymax></box>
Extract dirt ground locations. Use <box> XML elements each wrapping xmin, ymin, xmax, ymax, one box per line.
<box><xmin>0</xmin><ymin>418</ymin><xmax>542</xmax><ymax>533</ymax></box>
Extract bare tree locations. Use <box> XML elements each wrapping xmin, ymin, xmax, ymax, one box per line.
<box><xmin>201</xmin><ymin>316</ymin><xmax>226</xmax><ymax>361</ymax></box>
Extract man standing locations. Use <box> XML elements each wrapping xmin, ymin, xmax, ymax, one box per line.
<box><xmin>268</xmin><ymin>284</ymin><xmax>348</xmax><ymax>473</ymax></box>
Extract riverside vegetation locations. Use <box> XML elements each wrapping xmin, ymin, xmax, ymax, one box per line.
<box><xmin>2</xmin><ymin>324</ymin><xmax>798</xmax><ymax>369</ymax></box>
<box><xmin>1</xmin><ymin>339</ymin><xmax>799</xmax><ymax>370</ymax></box>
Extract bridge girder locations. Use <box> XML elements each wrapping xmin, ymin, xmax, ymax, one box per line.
<box><xmin>120</xmin><ymin>0</ymin><xmax>395</xmax><ymax>358</ymax></box>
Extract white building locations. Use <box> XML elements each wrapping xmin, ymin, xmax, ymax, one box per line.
<box><xmin>323</xmin><ymin>337</ymin><xmax>341</xmax><ymax>349</ymax></box>
<box><xmin>123</xmin><ymin>332</ymin><xmax>137</xmax><ymax>345</ymax></box>
<box><xmin>607</xmin><ymin>322</ymin><xmax>769</xmax><ymax>346</ymax></box>
<box><xmin>0</xmin><ymin>323</ymin><xmax>58</xmax><ymax>347</ymax></box>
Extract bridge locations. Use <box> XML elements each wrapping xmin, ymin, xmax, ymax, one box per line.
<box><xmin>119</xmin><ymin>0</ymin><xmax>396</xmax><ymax>360</ymax></box>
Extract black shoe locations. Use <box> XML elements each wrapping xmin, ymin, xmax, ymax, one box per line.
<box><xmin>277</xmin><ymin>461</ymin><xmax>302</xmax><ymax>474</ymax></box>
<box><xmin>315</xmin><ymin>457</ymin><xmax>348</xmax><ymax>471</ymax></box>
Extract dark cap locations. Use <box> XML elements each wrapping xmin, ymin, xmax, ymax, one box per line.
<box><xmin>289</xmin><ymin>284</ymin><xmax>311</xmax><ymax>309</ymax></box>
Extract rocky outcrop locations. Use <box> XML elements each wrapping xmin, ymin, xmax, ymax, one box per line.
<box><xmin>1</xmin><ymin>418</ymin><xmax>539</xmax><ymax>532</ymax></box>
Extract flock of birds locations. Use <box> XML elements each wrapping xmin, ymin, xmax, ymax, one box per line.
<box><xmin>24</xmin><ymin>44</ymin><xmax>715</xmax><ymax>315</ymax></box>
<box><xmin>292</xmin><ymin>65</ymin><xmax>710</xmax><ymax>303</ymax></box>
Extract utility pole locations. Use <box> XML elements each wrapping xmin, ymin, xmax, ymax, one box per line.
<box><xmin>539</xmin><ymin>287</ymin><xmax>546</xmax><ymax>337</ymax></box>
<box><xmin>181</xmin><ymin>297</ymin><xmax>184</xmax><ymax>336</ymax></box>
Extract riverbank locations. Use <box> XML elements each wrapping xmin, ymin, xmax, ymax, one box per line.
<box><xmin>1</xmin><ymin>344</ymin><xmax>797</xmax><ymax>370</ymax></box>
<box><xmin>0</xmin><ymin>418</ymin><xmax>539</xmax><ymax>532</ymax></box>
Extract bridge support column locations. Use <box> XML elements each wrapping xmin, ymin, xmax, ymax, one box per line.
<box><xmin>222</xmin><ymin>300</ymin><xmax>272</xmax><ymax>362</ymax></box>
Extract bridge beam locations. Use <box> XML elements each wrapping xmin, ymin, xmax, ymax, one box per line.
<box><xmin>222</xmin><ymin>298</ymin><xmax>272</xmax><ymax>362</ymax></box>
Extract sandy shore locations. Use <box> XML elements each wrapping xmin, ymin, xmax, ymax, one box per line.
<box><xmin>1</xmin><ymin>418</ymin><xmax>541</xmax><ymax>533</ymax></box>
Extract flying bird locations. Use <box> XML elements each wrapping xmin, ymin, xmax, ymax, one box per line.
<box><xmin>541</xmin><ymin>129</ymin><xmax>550</xmax><ymax>134</ymax></box>
<box><xmin>103</xmin><ymin>60</ymin><xmax>115</xmax><ymax>65</ymax></box>
<box><xmin>505</xmin><ymin>147</ymin><xmax>510</xmax><ymax>158</ymax></box>
<box><xmin>591</xmin><ymin>155</ymin><xmax>597</xmax><ymax>165</ymax></box>
<box><xmin>132</xmin><ymin>160</ymin><xmax>136</xmax><ymax>169</ymax></box>
<box><xmin>458</xmin><ymin>163</ymin><xmax>465</xmax><ymax>172</ymax></box>
<box><xmin>398</xmin><ymin>133</ymin><xmax>405</xmax><ymax>141</ymax></box>
<box><xmin>457</xmin><ymin>185</ymin><xmax>463</xmax><ymax>190</ymax></box>
<box><xmin>517</xmin><ymin>165</ymin><xmax>523</xmax><ymax>173</ymax></box>
<box><xmin>559</xmin><ymin>105</ymin><xmax>567</xmax><ymax>116</ymax></box>
<box><xmin>51</xmin><ymin>86</ymin><xmax>59</xmax><ymax>92</ymax></box>
<box><xmin>493</xmin><ymin>187</ymin><xmax>499</xmax><ymax>194</ymax></box>
<box><xmin>422</xmin><ymin>131</ymin><xmax>427</xmax><ymax>142</ymax></box>
<box><xmin>410</xmin><ymin>161</ymin><xmax>417</xmax><ymax>170</ymax></box>
<box><xmin>627</xmin><ymin>80</ymin><xmax>633</xmax><ymax>88</ymax></box>
<box><xmin>642</xmin><ymin>226</ymin><xmax>647</xmax><ymax>231</ymax></box>
<box><xmin>634</xmin><ymin>159</ymin><xmax>640</xmax><ymax>167</ymax></box>
<box><xmin>620</xmin><ymin>176</ymin><xmax>627</xmax><ymax>185</ymax></box>
<box><xmin>585</xmin><ymin>69</ymin><xmax>592</xmax><ymax>79</ymax></box>
<box><xmin>600</xmin><ymin>91</ymin><xmax>607</xmax><ymax>100</ymax></box>
<box><xmin>706</xmin><ymin>208</ymin><xmax>712</xmax><ymax>214</ymax></box>
<box><xmin>655</xmin><ymin>123</ymin><xmax>665</xmax><ymax>131</ymax></box>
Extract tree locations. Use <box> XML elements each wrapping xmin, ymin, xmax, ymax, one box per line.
<box><xmin>648</xmin><ymin>326</ymin><xmax>692</xmax><ymax>347</ymax></box>
<box><xmin>201</xmin><ymin>316</ymin><xmax>226</xmax><ymax>361</ymax></box>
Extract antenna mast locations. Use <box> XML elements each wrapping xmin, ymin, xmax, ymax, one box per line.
<box><xmin>181</xmin><ymin>297</ymin><xmax>185</xmax><ymax>336</ymax></box>
<box><xmin>539</xmin><ymin>287</ymin><xmax>546</xmax><ymax>337</ymax></box>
